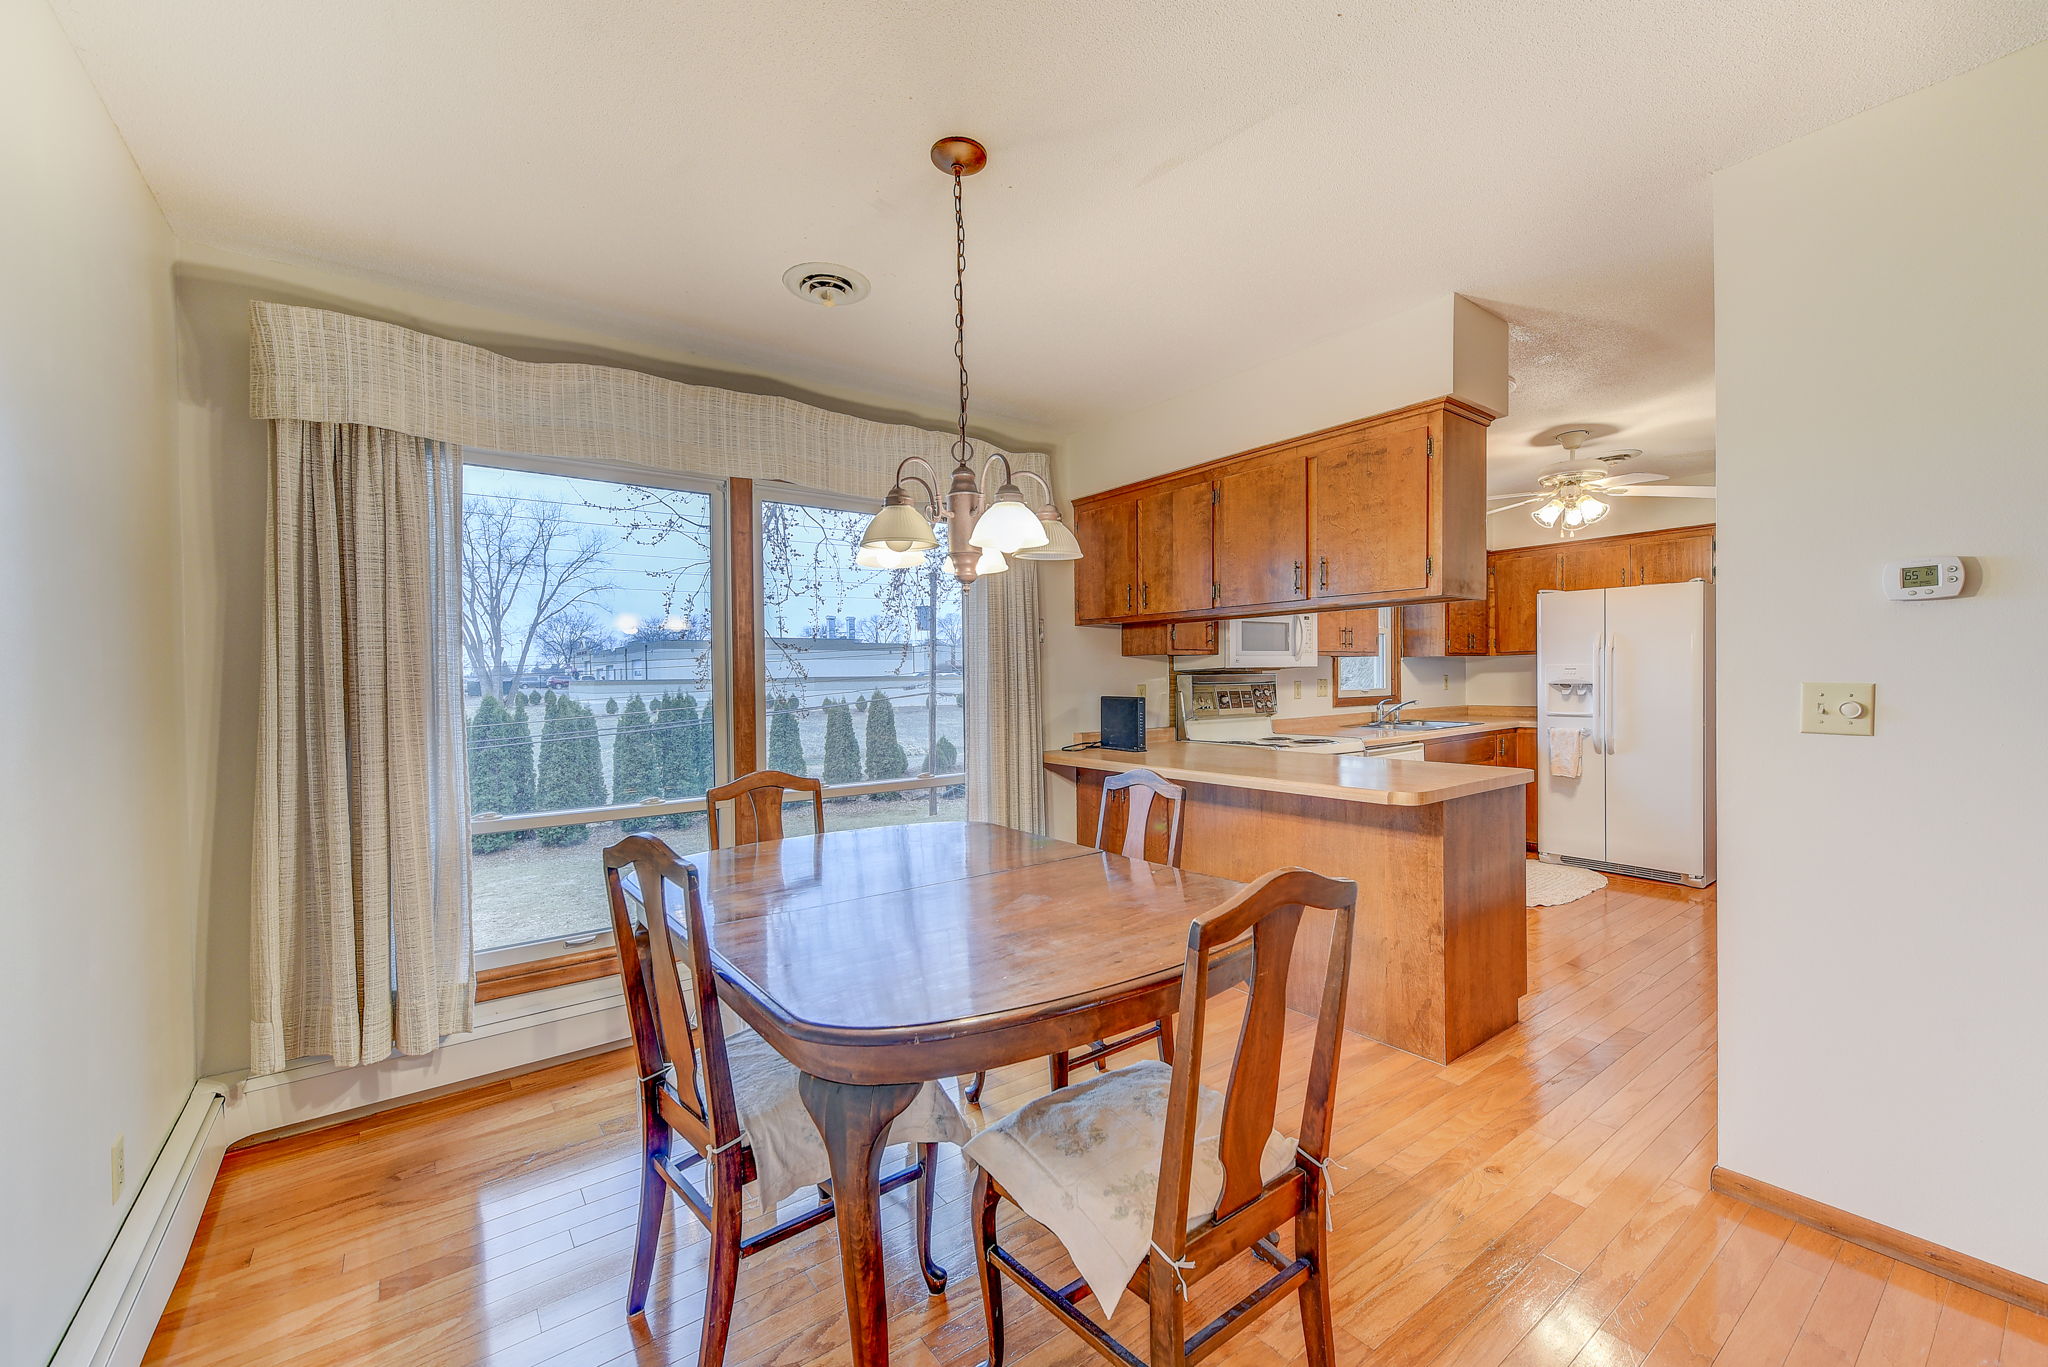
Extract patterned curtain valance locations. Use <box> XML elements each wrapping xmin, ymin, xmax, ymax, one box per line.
<box><xmin>248</xmin><ymin>301</ymin><xmax>1047</xmax><ymax>497</ymax></box>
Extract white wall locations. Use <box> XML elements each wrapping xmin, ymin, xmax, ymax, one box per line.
<box><xmin>0</xmin><ymin>3</ymin><xmax>194</xmax><ymax>1360</ymax></box>
<box><xmin>1714</xmin><ymin>41</ymin><xmax>2047</xmax><ymax>1279</ymax></box>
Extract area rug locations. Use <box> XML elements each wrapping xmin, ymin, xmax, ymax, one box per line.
<box><xmin>1526</xmin><ymin>860</ymin><xmax>1607</xmax><ymax>907</ymax></box>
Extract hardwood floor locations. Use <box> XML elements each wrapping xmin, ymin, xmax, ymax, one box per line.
<box><xmin>145</xmin><ymin>873</ymin><xmax>2042</xmax><ymax>1367</ymax></box>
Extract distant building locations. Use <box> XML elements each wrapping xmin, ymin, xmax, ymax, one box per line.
<box><xmin>571</xmin><ymin>634</ymin><xmax>961</xmax><ymax>692</ymax></box>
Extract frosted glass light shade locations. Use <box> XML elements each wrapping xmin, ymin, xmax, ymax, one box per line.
<box><xmin>1532</xmin><ymin>501</ymin><xmax>1564</xmax><ymax>528</ymax></box>
<box><xmin>1011</xmin><ymin>516</ymin><xmax>1083</xmax><ymax>560</ymax></box>
<box><xmin>967</xmin><ymin>497</ymin><xmax>1050</xmax><ymax>553</ymax></box>
<box><xmin>974</xmin><ymin>545</ymin><xmax>1009</xmax><ymax>575</ymax></box>
<box><xmin>1576</xmin><ymin>496</ymin><xmax>1609</xmax><ymax>525</ymax></box>
<box><xmin>856</xmin><ymin>545</ymin><xmax>926</xmax><ymax>569</ymax></box>
<box><xmin>860</xmin><ymin>502</ymin><xmax>937</xmax><ymax>552</ymax></box>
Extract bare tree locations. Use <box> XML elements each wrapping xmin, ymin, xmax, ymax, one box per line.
<box><xmin>535</xmin><ymin>607</ymin><xmax>615</xmax><ymax>675</ymax></box>
<box><xmin>461</xmin><ymin>496</ymin><xmax>614</xmax><ymax>696</ymax></box>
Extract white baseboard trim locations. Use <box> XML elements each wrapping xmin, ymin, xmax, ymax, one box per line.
<box><xmin>50</xmin><ymin>1082</ymin><xmax>229</xmax><ymax>1367</ymax></box>
<box><xmin>51</xmin><ymin>989</ymin><xmax>632</xmax><ymax>1366</ymax></box>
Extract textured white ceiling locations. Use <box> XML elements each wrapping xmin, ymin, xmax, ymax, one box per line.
<box><xmin>48</xmin><ymin>1</ymin><xmax>2047</xmax><ymax>487</ymax></box>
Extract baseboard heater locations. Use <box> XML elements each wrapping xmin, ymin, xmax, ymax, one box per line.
<box><xmin>51</xmin><ymin>1082</ymin><xmax>229</xmax><ymax>1367</ymax></box>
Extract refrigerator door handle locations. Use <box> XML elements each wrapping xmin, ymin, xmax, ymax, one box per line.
<box><xmin>1589</xmin><ymin>634</ymin><xmax>1605</xmax><ymax>754</ymax></box>
<box><xmin>1605</xmin><ymin>639</ymin><xmax>1619</xmax><ymax>755</ymax></box>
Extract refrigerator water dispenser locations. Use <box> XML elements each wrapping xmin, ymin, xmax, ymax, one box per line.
<box><xmin>1545</xmin><ymin>664</ymin><xmax>1595</xmax><ymax>716</ymax></box>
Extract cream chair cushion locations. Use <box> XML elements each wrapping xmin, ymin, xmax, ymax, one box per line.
<box><xmin>963</xmin><ymin>1060</ymin><xmax>1295</xmax><ymax>1315</ymax></box>
<box><xmin>714</xmin><ymin>1020</ymin><xmax>969</xmax><ymax>1213</ymax></box>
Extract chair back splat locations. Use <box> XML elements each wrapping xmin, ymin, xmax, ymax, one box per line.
<box><xmin>705</xmin><ymin>769</ymin><xmax>824</xmax><ymax>849</ymax></box>
<box><xmin>1094</xmin><ymin>768</ymin><xmax>1186</xmax><ymax>865</ymax></box>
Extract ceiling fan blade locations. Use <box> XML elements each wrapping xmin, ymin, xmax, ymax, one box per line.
<box><xmin>1487</xmin><ymin>491</ymin><xmax>1545</xmax><ymax>500</ymax></box>
<box><xmin>1608</xmin><ymin>485</ymin><xmax>1716</xmax><ymax>498</ymax></box>
<box><xmin>1590</xmin><ymin>472</ymin><xmax>1669</xmax><ymax>488</ymax></box>
<box><xmin>1487</xmin><ymin>498</ymin><xmax>1543</xmax><ymax>515</ymax></box>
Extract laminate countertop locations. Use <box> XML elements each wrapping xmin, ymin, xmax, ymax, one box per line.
<box><xmin>1042</xmin><ymin>739</ymin><xmax>1531</xmax><ymax>808</ymax></box>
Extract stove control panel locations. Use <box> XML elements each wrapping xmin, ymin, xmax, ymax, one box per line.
<box><xmin>1183</xmin><ymin>672</ymin><xmax>1278</xmax><ymax>719</ymax></box>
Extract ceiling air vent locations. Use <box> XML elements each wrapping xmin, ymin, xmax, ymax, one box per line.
<box><xmin>783</xmin><ymin>262</ymin><xmax>871</xmax><ymax>308</ymax></box>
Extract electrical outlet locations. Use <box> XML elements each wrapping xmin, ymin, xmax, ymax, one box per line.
<box><xmin>1441</xmin><ymin>673</ymin><xmax>1451</xmax><ymax>691</ymax></box>
<box><xmin>1293</xmin><ymin>680</ymin><xmax>1302</xmax><ymax>700</ymax></box>
<box><xmin>1801</xmin><ymin>682</ymin><xmax>1875</xmax><ymax>736</ymax></box>
<box><xmin>112</xmin><ymin>1137</ymin><xmax>124</xmax><ymax>1203</ymax></box>
<box><xmin>1135</xmin><ymin>682</ymin><xmax>1146</xmax><ymax>697</ymax></box>
<box><xmin>1315</xmin><ymin>677</ymin><xmax>1329</xmax><ymax>698</ymax></box>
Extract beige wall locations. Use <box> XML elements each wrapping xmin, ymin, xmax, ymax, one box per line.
<box><xmin>1714</xmin><ymin>41</ymin><xmax>2047</xmax><ymax>1278</ymax></box>
<box><xmin>1039</xmin><ymin>296</ymin><xmax>1509</xmax><ymax>836</ymax></box>
<box><xmin>0</xmin><ymin>3</ymin><xmax>191</xmax><ymax>1360</ymax></box>
<box><xmin>171</xmin><ymin>243</ymin><xmax>1055</xmax><ymax>1077</ymax></box>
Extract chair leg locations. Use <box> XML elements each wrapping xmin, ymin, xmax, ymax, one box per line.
<box><xmin>973</xmin><ymin>1167</ymin><xmax>1006</xmax><ymax>1367</ymax></box>
<box><xmin>915</xmin><ymin>1143</ymin><xmax>947</xmax><ymax>1294</ymax></box>
<box><xmin>964</xmin><ymin>1071</ymin><xmax>987</xmax><ymax>1104</ymax></box>
<box><xmin>626</xmin><ymin>1150</ymin><xmax>668</xmax><ymax>1316</ymax></box>
<box><xmin>698</xmin><ymin>1155</ymin><xmax>744</xmax><ymax>1367</ymax></box>
<box><xmin>1049</xmin><ymin>1051</ymin><xmax>1072</xmax><ymax>1090</ymax></box>
<box><xmin>1155</xmin><ymin>1017</ymin><xmax>1174</xmax><ymax>1065</ymax></box>
<box><xmin>1295</xmin><ymin>1186</ymin><xmax>1336</xmax><ymax>1367</ymax></box>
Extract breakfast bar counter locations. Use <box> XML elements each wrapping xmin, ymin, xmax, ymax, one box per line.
<box><xmin>1045</xmin><ymin>742</ymin><xmax>1532</xmax><ymax>1063</ymax></box>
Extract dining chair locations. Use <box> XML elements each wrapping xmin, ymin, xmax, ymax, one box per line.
<box><xmin>704</xmin><ymin>769</ymin><xmax>824</xmax><ymax>849</ymax></box>
<box><xmin>603</xmin><ymin>834</ymin><xmax>956</xmax><ymax>1365</ymax></box>
<box><xmin>964</xmin><ymin>767</ymin><xmax>1187</xmax><ymax>1105</ymax></box>
<box><xmin>964</xmin><ymin>866</ymin><xmax>1358</xmax><ymax>1367</ymax></box>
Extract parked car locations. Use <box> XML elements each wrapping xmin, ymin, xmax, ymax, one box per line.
<box><xmin>546</xmin><ymin>676</ymin><xmax>576</xmax><ymax>688</ymax></box>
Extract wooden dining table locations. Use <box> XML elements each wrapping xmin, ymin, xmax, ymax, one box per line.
<box><xmin>680</xmin><ymin>819</ymin><xmax>1245</xmax><ymax>1367</ymax></box>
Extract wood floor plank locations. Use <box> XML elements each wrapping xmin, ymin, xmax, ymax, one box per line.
<box><xmin>139</xmin><ymin>877</ymin><xmax>2025</xmax><ymax>1367</ymax></box>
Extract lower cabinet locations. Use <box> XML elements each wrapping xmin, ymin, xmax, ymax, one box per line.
<box><xmin>1419</xmin><ymin>727</ymin><xmax>1537</xmax><ymax>847</ymax></box>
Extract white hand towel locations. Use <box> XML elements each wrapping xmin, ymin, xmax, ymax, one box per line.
<box><xmin>1548</xmin><ymin>727</ymin><xmax>1583</xmax><ymax>779</ymax></box>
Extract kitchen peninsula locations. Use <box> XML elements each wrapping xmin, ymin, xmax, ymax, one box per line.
<box><xmin>1043</xmin><ymin>742</ymin><xmax>1531</xmax><ymax>1063</ymax></box>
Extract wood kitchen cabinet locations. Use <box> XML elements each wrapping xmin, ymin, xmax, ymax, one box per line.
<box><xmin>1135</xmin><ymin>478</ymin><xmax>1215</xmax><ymax>615</ymax></box>
<box><xmin>1559</xmin><ymin>538</ymin><xmax>1630</xmax><ymax>591</ymax></box>
<box><xmin>1488</xmin><ymin>547</ymin><xmax>1561</xmax><ymax>655</ymax></box>
<box><xmin>1422</xmin><ymin>730</ymin><xmax>1514</xmax><ymax>766</ymax></box>
<box><xmin>1512</xmin><ymin>727</ymin><xmax>1538</xmax><ymax>848</ymax></box>
<box><xmin>1627</xmin><ymin>527</ymin><xmax>1715</xmax><ymax>585</ymax></box>
<box><xmin>1214</xmin><ymin>452</ymin><xmax>1308</xmax><ymax>608</ymax></box>
<box><xmin>1400</xmin><ymin>596</ymin><xmax>1490</xmax><ymax>655</ymax></box>
<box><xmin>1120</xmin><ymin>620</ymin><xmax>1216</xmax><ymax>657</ymax></box>
<box><xmin>1317</xmin><ymin>609</ymin><xmax>1384</xmax><ymax>656</ymax></box>
<box><xmin>1072</xmin><ymin>496</ymin><xmax>1136</xmax><ymax>623</ymax></box>
<box><xmin>1069</xmin><ymin>396</ymin><xmax>1494</xmax><ymax>626</ymax></box>
<box><xmin>1309</xmin><ymin>414</ymin><xmax>1433</xmax><ymax>600</ymax></box>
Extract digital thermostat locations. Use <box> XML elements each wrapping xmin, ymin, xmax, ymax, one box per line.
<box><xmin>1883</xmin><ymin>556</ymin><xmax>1963</xmax><ymax>600</ymax></box>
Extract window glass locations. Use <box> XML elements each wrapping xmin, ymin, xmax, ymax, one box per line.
<box><xmin>759</xmin><ymin>496</ymin><xmax>966</xmax><ymax>824</ymax></box>
<box><xmin>462</xmin><ymin>461</ymin><xmax>717</xmax><ymax>951</ymax></box>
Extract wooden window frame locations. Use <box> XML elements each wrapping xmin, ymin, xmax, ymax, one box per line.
<box><xmin>1328</xmin><ymin>611</ymin><xmax>1405</xmax><ymax>708</ymax></box>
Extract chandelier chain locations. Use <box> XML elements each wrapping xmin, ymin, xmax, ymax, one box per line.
<box><xmin>953</xmin><ymin>168</ymin><xmax>970</xmax><ymax>462</ymax></box>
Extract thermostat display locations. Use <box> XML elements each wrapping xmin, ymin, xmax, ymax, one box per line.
<box><xmin>1883</xmin><ymin>556</ymin><xmax>1963</xmax><ymax>600</ymax></box>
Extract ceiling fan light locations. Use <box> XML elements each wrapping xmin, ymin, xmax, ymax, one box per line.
<box><xmin>860</xmin><ymin>499</ymin><xmax>937</xmax><ymax>552</ymax></box>
<box><xmin>967</xmin><ymin>494</ymin><xmax>1049</xmax><ymax>553</ymax></box>
<box><xmin>855</xmin><ymin>544</ymin><xmax>927</xmax><ymax>570</ymax></box>
<box><xmin>1011</xmin><ymin>513</ymin><xmax>1082</xmax><ymax>560</ymax></box>
<box><xmin>1578</xmin><ymin>496</ymin><xmax>1609</xmax><ymax>524</ymax></box>
<box><xmin>1532</xmin><ymin>501</ymin><xmax>1564</xmax><ymax>528</ymax></box>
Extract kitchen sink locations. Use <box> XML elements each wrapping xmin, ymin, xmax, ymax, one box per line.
<box><xmin>1352</xmin><ymin>719</ymin><xmax>1472</xmax><ymax>733</ymax></box>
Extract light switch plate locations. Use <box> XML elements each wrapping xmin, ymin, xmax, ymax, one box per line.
<box><xmin>1801</xmin><ymin>682</ymin><xmax>1875</xmax><ymax>736</ymax></box>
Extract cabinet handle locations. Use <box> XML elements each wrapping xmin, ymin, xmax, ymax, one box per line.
<box><xmin>1125</xmin><ymin>586</ymin><xmax>1133</xmax><ymax>610</ymax></box>
<box><xmin>1142</xmin><ymin>583</ymin><xmax>1150</xmax><ymax>607</ymax></box>
<box><xmin>1293</xmin><ymin>560</ymin><xmax>1303</xmax><ymax>593</ymax></box>
<box><xmin>1319</xmin><ymin>557</ymin><xmax>1329</xmax><ymax>590</ymax></box>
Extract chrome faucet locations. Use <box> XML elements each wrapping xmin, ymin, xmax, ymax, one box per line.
<box><xmin>1373</xmin><ymin>698</ymin><xmax>1421</xmax><ymax>725</ymax></box>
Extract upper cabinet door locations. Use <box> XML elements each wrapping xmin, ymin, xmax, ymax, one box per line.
<box><xmin>1628</xmin><ymin>528</ymin><xmax>1715</xmax><ymax>585</ymax></box>
<box><xmin>1490</xmin><ymin>548</ymin><xmax>1561</xmax><ymax>655</ymax></box>
<box><xmin>1310</xmin><ymin>415</ymin><xmax>1432</xmax><ymax>600</ymax></box>
<box><xmin>1072</xmin><ymin>496</ymin><xmax>1137</xmax><ymax>623</ymax></box>
<box><xmin>1135</xmin><ymin>479</ymin><xmax>1215</xmax><ymax>615</ymax></box>
<box><xmin>1214</xmin><ymin>453</ymin><xmax>1308</xmax><ymax>609</ymax></box>
<box><xmin>1558</xmin><ymin>538</ymin><xmax>1630</xmax><ymax>591</ymax></box>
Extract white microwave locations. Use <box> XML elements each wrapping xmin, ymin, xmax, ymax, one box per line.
<box><xmin>1180</xmin><ymin>614</ymin><xmax>1320</xmax><ymax>670</ymax></box>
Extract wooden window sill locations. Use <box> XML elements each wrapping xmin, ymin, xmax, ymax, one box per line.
<box><xmin>475</xmin><ymin>946</ymin><xmax>620</xmax><ymax>1002</ymax></box>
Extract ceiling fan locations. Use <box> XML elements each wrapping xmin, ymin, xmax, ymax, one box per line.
<box><xmin>1488</xmin><ymin>430</ymin><xmax>1715</xmax><ymax>535</ymax></box>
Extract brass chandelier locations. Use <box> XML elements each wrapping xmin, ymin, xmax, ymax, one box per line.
<box><xmin>858</xmin><ymin>137</ymin><xmax>1082</xmax><ymax>584</ymax></box>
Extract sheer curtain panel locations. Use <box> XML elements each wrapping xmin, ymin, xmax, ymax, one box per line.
<box><xmin>250</xmin><ymin>420</ymin><xmax>472</xmax><ymax>1075</ymax></box>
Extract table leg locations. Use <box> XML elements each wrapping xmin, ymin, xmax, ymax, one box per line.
<box><xmin>796</xmin><ymin>1074</ymin><xmax>923</xmax><ymax>1367</ymax></box>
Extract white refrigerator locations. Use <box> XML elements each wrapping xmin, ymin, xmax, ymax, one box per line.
<box><xmin>1536</xmin><ymin>580</ymin><xmax>1714</xmax><ymax>887</ymax></box>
